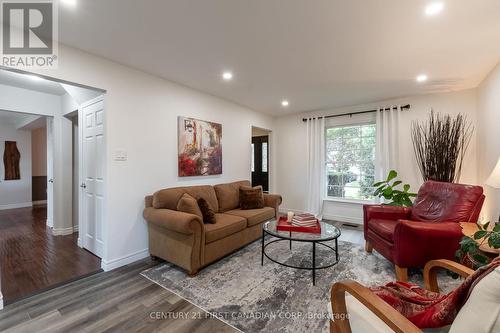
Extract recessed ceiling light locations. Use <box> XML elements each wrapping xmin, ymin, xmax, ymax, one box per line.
<box><xmin>222</xmin><ymin>71</ymin><xmax>233</xmax><ymax>81</ymax></box>
<box><xmin>416</xmin><ymin>74</ymin><xmax>428</xmax><ymax>83</ymax></box>
<box><xmin>281</xmin><ymin>100</ymin><xmax>289</xmax><ymax>107</ymax></box>
<box><xmin>61</xmin><ymin>0</ymin><xmax>77</xmax><ymax>7</ymax></box>
<box><xmin>27</xmin><ymin>74</ymin><xmax>43</xmax><ymax>81</ymax></box>
<box><xmin>425</xmin><ymin>2</ymin><xmax>444</xmax><ymax>16</ymax></box>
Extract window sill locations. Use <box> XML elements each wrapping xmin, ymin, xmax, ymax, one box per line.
<box><xmin>323</xmin><ymin>197</ymin><xmax>375</xmax><ymax>205</ymax></box>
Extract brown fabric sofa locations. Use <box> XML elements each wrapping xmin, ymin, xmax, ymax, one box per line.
<box><xmin>143</xmin><ymin>180</ymin><xmax>282</xmax><ymax>275</ymax></box>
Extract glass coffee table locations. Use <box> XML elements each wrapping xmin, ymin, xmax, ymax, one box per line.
<box><xmin>261</xmin><ymin>220</ymin><xmax>341</xmax><ymax>285</ymax></box>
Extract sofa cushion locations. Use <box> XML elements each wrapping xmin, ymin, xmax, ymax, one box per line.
<box><xmin>176</xmin><ymin>193</ymin><xmax>203</xmax><ymax>220</ymax></box>
<box><xmin>152</xmin><ymin>185</ymin><xmax>219</xmax><ymax>212</ymax></box>
<box><xmin>197</xmin><ymin>198</ymin><xmax>216</xmax><ymax>224</ymax></box>
<box><xmin>367</xmin><ymin>218</ymin><xmax>398</xmax><ymax>242</ymax></box>
<box><xmin>225</xmin><ymin>207</ymin><xmax>275</xmax><ymax>227</ymax></box>
<box><xmin>204</xmin><ymin>213</ymin><xmax>247</xmax><ymax>243</ymax></box>
<box><xmin>239</xmin><ymin>186</ymin><xmax>264</xmax><ymax>210</ymax></box>
<box><xmin>214</xmin><ymin>180</ymin><xmax>251</xmax><ymax>212</ymax></box>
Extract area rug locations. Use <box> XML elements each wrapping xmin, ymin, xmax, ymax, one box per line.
<box><xmin>141</xmin><ymin>238</ymin><xmax>461</xmax><ymax>333</ymax></box>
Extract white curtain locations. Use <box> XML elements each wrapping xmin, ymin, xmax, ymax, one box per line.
<box><xmin>306</xmin><ymin>117</ymin><xmax>326</xmax><ymax>217</ymax></box>
<box><xmin>375</xmin><ymin>105</ymin><xmax>401</xmax><ymax>183</ymax></box>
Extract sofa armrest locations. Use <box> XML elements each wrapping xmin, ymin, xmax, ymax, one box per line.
<box><xmin>263</xmin><ymin>193</ymin><xmax>282</xmax><ymax>218</ymax></box>
<box><xmin>143</xmin><ymin>208</ymin><xmax>203</xmax><ymax>235</ymax></box>
<box><xmin>330</xmin><ymin>280</ymin><xmax>422</xmax><ymax>333</ymax></box>
<box><xmin>393</xmin><ymin>220</ymin><xmax>463</xmax><ymax>267</ymax></box>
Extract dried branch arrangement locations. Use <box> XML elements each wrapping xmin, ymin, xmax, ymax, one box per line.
<box><xmin>411</xmin><ymin>110</ymin><xmax>473</xmax><ymax>183</ymax></box>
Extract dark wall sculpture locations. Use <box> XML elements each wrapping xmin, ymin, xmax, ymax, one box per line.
<box><xmin>4</xmin><ymin>141</ymin><xmax>21</xmax><ymax>180</ymax></box>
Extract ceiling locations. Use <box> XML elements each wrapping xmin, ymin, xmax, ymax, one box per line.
<box><xmin>0</xmin><ymin>110</ymin><xmax>45</xmax><ymax>129</ymax></box>
<box><xmin>0</xmin><ymin>70</ymin><xmax>67</xmax><ymax>96</ymax></box>
<box><xmin>57</xmin><ymin>0</ymin><xmax>500</xmax><ymax>115</ymax></box>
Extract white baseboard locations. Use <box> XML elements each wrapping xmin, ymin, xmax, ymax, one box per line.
<box><xmin>0</xmin><ymin>202</ymin><xmax>32</xmax><ymax>210</ymax></box>
<box><xmin>52</xmin><ymin>225</ymin><xmax>79</xmax><ymax>236</ymax></box>
<box><xmin>77</xmin><ymin>237</ymin><xmax>82</xmax><ymax>247</ymax></box>
<box><xmin>101</xmin><ymin>249</ymin><xmax>149</xmax><ymax>272</ymax></box>
<box><xmin>32</xmin><ymin>200</ymin><xmax>47</xmax><ymax>206</ymax></box>
<box><xmin>322</xmin><ymin>213</ymin><xmax>363</xmax><ymax>225</ymax></box>
<box><xmin>0</xmin><ymin>292</ymin><xmax>3</xmax><ymax>310</ymax></box>
<box><xmin>279</xmin><ymin>207</ymin><xmax>363</xmax><ymax>225</ymax></box>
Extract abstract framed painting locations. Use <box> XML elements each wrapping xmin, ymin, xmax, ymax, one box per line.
<box><xmin>178</xmin><ymin>117</ymin><xmax>222</xmax><ymax>177</ymax></box>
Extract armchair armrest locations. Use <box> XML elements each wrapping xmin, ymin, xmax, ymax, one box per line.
<box><xmin>263</xmin><ymin>193</ymin><xmax>282</xmax><ymax>218</ymax></box>
<box><xmin>393</xmin><ymin>221</ymin><xmax>463</xmax><ymax>268</ymax></box>
<box><xmin>424</xmin><ymin>259</ymin><xmax>474</xmax><ymax>293</ymax></box>
<box><xmin>363</xmin><ymin>205</ymin><xmax>412</xmax><ymax>238</ymax></box>
<box><xmin>331</xmin><ymin>280</ymin><xmax>422</xmax><ymax>333</ymax></box>
<box><xmin>143</xmin><ymin>208</ymin><xmax>203</xmax><ymax>235</ymax></box>
<box><xmin>363</xmin><ymin>205</ymin><xmax>412</xmax><ymax>221</ymax></box>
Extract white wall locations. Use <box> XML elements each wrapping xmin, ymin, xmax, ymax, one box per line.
<box><xmin>477</xmin><ymin>63</ymin><xmax>500</xmax><ymax>223</ymax></box>
<box><xmin>0</xmin><ymin>123</ymin><xmax>32</xmax><ymax>209</ymax></box>
<box><xmin>30</xmin><ymin>45</ymin><xmax>275</xmax><ymax>270</ymax></box>
<box><xmin>275</xmin><ymin>89</ymin><xmax>479</xmax><ymax>224</ymax></box>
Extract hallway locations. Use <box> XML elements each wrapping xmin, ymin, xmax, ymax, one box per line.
<box><xmin>0</xmin><ymin>206</ymin><xmax>101</xmax><ymax>304</ymax></box>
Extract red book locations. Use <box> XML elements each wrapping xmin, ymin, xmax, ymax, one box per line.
<box><xmin>276</xmin><ymin>216</ymin><xmax>321</xmax><ymax>234</ymax></box>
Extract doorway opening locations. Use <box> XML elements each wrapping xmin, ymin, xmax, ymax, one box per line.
<box><xmin>0</xmin><ymin>69</ymin><xmax>105</xmax><ymax>305</ymax></box>
<box><xmin>251</xmin><ymin>126</ymin><xmax>271</xmax><ymax>192</ymax></box>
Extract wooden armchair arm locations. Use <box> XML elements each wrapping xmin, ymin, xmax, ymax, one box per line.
<box><xmin>424</xmin><ymin>259</ymin><xmax>474</xmax><ymax>293</ymax></box>
<box><xmin>330</xmin><ymin>280</ymin><xmax>422</xmax><ymax>333</ymax></box>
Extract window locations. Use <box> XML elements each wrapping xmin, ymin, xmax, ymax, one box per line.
<box><xmin>326</xmin><ymin>123</ymin><xmax>376</xmax><ymax>200</ymax></box>
<box><xmin>251</xmin><ymin>143</ymin><xmax>255</xmax><ymax>172</ymax></box>
<box><xmin>262</xmin><ymin>142</ymin><xmax>268</xmax><ymax>172</ymax></box>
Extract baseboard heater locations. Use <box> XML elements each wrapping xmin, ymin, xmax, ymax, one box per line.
<box><xmin>341</xmin><ymin>223</ymin><xmax>361</xmax><ymax>229</ymax></box>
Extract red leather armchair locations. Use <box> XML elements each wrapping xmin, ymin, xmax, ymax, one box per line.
<box><xmin>364</xmin><ymin>180</ymin><xmax>485</xmax><ymax>281</ymax></box>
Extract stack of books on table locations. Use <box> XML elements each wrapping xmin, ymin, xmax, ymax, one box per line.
<box><xmin>291</xmin><ymin>213</ymin><xmax>318</xmax><ymax>227</ymax></box>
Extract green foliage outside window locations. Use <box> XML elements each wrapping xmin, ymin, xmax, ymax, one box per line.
<box><xmin>326</xmin><ymin>124</ymin><xmax>376</xmax><ymax>200</ymax></box>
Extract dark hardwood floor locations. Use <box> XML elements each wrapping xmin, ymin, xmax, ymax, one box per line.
<box><xmin>0</xmin><ymin>206</ymin><xmax>102</xmax><ymax>304</ymax></box>
<box><xmin>0</xmin><ymin>259</ymin><xmax>237</xmax><ymax>333</ymax></box>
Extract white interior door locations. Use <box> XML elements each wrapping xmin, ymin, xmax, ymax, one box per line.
<box><xmin>46</xmin><ymin>117</ymin><xmax>54</xmax><ymax>228</ymax></box>
<box><xmin>80</xmin><ymin>96</ymin><xmax>105</xmax><ymax>258</ymax></box>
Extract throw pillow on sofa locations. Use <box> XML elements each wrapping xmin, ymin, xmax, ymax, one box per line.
<box><xmin>176</xmin><ymin>193</ymin><xmax>203</xmax><ymax>220</ymax></box>
<box><xmin>239</xmin><ymin>186</ymin><xmax>264</xmax><ymax>210</ymax></box>
<box><xmin>197</xmin><ymin>197</ymin><xmax>216</xmax><ymax>224</ymax></box>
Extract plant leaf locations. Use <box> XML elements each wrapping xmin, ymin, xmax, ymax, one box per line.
<box><xmin>387</xmin><ymin>170</ymin><xmax>397</xmax><ymax>182</ymax></box>
<box><xmin>483</xmin><ymin>222</ymin><xmax>490</xmax><ymax>231</ymax></box>
<box><xmin>392</xmin><ymin>180</ymin><xmax>402</xmax><ymax>187</ymax></box>
<box><xmin>373</xmin><ymin>181</ymin><xmax>385</xmax><ymax>187</ymax></box>
<box><xmin>472</xmin><ymin>254</ymin><xmax>489</xmax><ymax>265</ymax></box>
<box><xmin>403</xmin><ymin>184</ymin><xmax>410</xmax><ymax>192</ymax></box>
<box><xmin>474</xmin><ymin>230</ymin><xmax>488</xmax><ymax>240</ymax></box>
<box><xmin>494</xmin><ymin>224</ymin><xmax>500</xmax><ymax>233</ymax></box>
<box><xmin>488</xmin><ymin>232</ymin><xmax>500</xmax><ymax>249</ymax></box>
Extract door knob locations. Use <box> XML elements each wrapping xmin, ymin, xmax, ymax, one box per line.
<box><xmin>80</xmin><ymin>183</ymin><xmax>87</xmax><ymax>189</ymax></box>
<box><xmin>48</xmin><ymin>179</ymin><xmax>54</xmax><ymax>183</ymax></box>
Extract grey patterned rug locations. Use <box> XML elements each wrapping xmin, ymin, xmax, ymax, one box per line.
<box><xmin>141</xmin><ymin>238</ymin><xmax>460</xmax><ymax>333</ymax></box>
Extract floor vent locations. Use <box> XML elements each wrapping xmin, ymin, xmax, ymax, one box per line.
<box><xmin>341</xmin><ymin>223</ymin><xmax>361</xmax><ymax>229</ymax></box>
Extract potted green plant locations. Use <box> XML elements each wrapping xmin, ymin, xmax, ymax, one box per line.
<box><xmin>373</xmin><ymin>170</ymin><xmax>417</xmax><ymax>207</ymax></box>
<box><xmin>456</xmin><ymin>222</ymin><xmax>500</xmax><ymax>269</ymax></box>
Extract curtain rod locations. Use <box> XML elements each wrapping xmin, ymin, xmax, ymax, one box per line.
<box><xmin>301</xmin><ymin>104</ymin><xmax>411</xmax><ymax>122</ymax></box>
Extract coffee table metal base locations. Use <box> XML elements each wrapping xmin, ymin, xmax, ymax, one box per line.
<box><xmin>261</xmin><ymin>234</ymin><xmax>339</xmax><ymax>286</ymax></box>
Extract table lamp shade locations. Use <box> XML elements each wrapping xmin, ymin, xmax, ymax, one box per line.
<box><xmin>486</xmin><ymin>157</ymin><xmax>500</xmax><ymax>188</ymax></box>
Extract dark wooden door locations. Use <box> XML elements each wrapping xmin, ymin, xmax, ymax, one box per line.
<box><xmin>251</xmin><ymin>136</ymin><xmax>269</xmax><ymax>192</ymax></box>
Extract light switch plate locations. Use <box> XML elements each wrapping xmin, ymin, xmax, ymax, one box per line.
<box><xmin>114</xmin><ymin>150</ymin><xmax>127</xmax><ymax>161</ymax></box>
